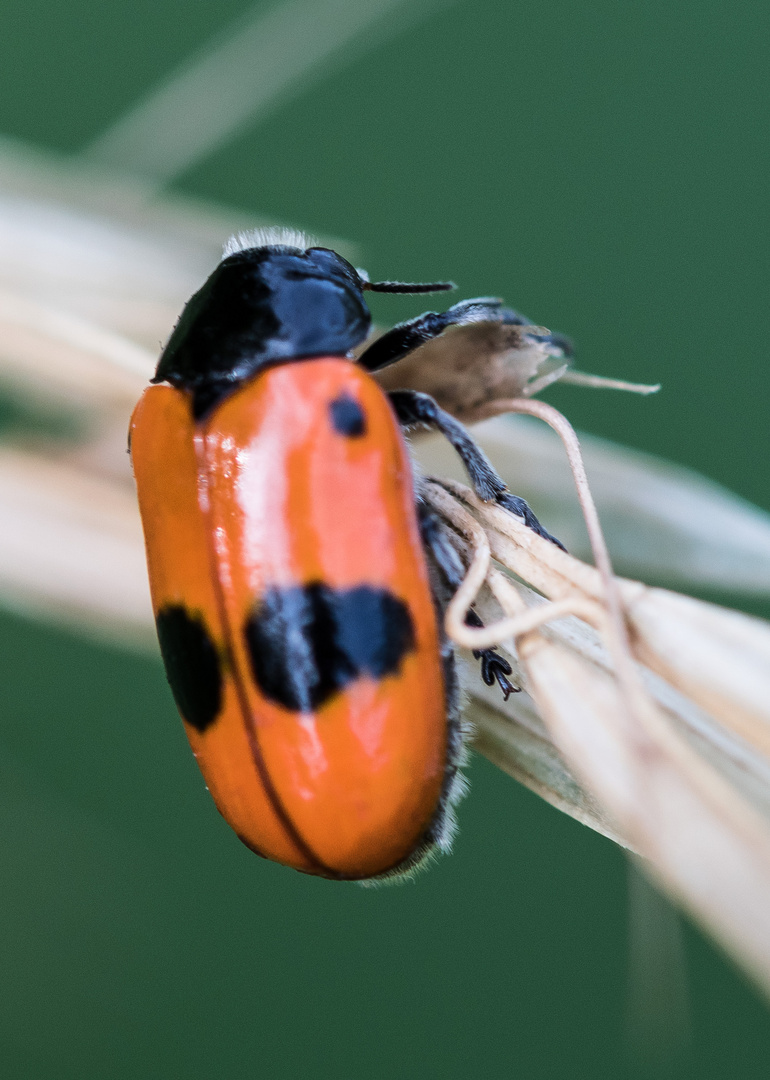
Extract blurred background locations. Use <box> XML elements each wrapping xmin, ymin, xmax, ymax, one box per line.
<box><xmin>0</xmin><ymin>0</ymin><xmax>769</xmax><ymax>1076</ymax></box>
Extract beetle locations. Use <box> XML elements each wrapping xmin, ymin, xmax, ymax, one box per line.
<box><xmin>129</xmin><ymin>228</ymin><xmax>563</xmax><ymax>882</ymax></box>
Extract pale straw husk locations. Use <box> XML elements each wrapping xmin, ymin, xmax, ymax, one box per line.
<box><xmin>421</xmin><ymin>465</ymin><xmax>770</xmax><ymax>997</ymax></box>
<box><xmin>3</xmin><ymin>138</ymin><xmax>770</xmax><ymax>996</ymax></box>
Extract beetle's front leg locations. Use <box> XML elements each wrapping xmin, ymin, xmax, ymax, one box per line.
<box><xmin>358</xmin><ymin>297</ymin><xmax>572</xmax><ymax>374</ymax></box>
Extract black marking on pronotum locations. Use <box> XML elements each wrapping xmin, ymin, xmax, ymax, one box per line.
<box><xmin>153</xmin><ymin>239</ymin><xmax>458</xmax><ymax>420</ymax></box>
<box><xmin>244</xmin><ymin>583</ymin><xmax>416</xmax><ymax>713</ymax></box>
<box><xmin>329</xmin><ymin>393</ymin><xmax>366</xmax><ymax>437</ymax></box>
<box><xmin>153</xmin><ymin>246</ymin><xmax>372</xmax><ymax>419</ymax></box>
<box><xmin>155</xmin><ymin>604</ymin><xmax>223</xmax><ymax>732</ymax></box>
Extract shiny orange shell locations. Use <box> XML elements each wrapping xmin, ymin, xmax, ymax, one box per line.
<box><xmin>129</xmin><ymin>358</ymin><xmax>447</xmax><ymax>879</ymax></box>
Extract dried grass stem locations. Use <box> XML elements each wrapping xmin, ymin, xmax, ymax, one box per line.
<box><xmin>422</xmin><ymin>409</ymin><xmax>770</xmax><ymax>1000</ymax></box>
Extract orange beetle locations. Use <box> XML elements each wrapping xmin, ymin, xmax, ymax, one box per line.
<box><xmin>130</xmin><ymin>229</ymin><xmax>561</xmax><ymax>881</ymax></box>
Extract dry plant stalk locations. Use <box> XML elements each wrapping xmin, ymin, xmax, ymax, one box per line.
<box><xmin>419</xmin><ymin>403</ymin><xmax>770</xmax><ymax>1000</ymax></box>
<box><xmin>3</xmin><ymin>139</ymin><xmax>770</xmax><ymax>996</ymax></box>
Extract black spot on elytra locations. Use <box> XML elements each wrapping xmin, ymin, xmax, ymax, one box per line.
<box><xmin>156</xmin><ymin>605</ymin><xmax>222</xmax><ymax>732</ymax></box>
<box><xmin>329</xmin><ymin>394</ymin><xmax>366</xmax><ymax>437</ymax></box>
<box><xmin>244</xmin><ymin>583</ymin><xmax>415</xmax><ymax>713</ymax></box>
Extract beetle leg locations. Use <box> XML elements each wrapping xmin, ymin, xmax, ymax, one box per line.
<box><xmin>418</xmin><ymin>503</ymin><xmax>520</xmax><ymax>701</ymax></box>
<box><xmin>393</xmin><ymin>389</ymin><xmax>565</xmax><ymax>550</ymax></box>
<box><xmin>358</xmin><ymin>297</ymin><xmax>572</xmax><ymax>374</ymax></box>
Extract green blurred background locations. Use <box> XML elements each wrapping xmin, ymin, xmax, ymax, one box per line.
<box><xmin>0</xmin><ymin>0</ymin><xmax>769</xmax><ymax>1076</ymax></box>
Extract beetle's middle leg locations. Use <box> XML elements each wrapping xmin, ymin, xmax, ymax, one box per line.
<box><xmin>391</xmin><ymin>389</ymin><xmax>565</xmax><ymax>551</ymax></box>
<box><xmin>418</xmin><ymin>501</ymin><xmax>519</xmax><ymax>701</ymax></box>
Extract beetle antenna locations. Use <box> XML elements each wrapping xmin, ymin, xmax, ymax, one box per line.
<box><xmin>364</xmin><ymin>280</ymin><xmax>456</xmax><ymax>294</ymax></box>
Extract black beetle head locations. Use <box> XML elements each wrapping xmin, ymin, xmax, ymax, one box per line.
<box><xmin>153</xmin><ymin>237</ymin><xmax>372</xmax><ymax>419</ymax></box>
